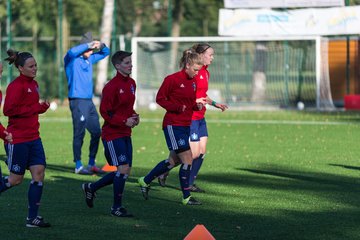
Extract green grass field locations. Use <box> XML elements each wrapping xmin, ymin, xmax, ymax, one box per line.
<box><xmin>1</xmin><ymin>106</ymin><xmax>360</xmax><ymax>240</ymax></box>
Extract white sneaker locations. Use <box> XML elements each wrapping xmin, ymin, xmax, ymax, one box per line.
<box><xmin>75</xmin><ymin>166</ymin><xmax>92</xmax><ymax>175</ymax></box>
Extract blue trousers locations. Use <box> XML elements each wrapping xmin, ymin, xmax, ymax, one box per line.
<box><xmin>69</xmin><ymin>98</ymin><xmax>101</xmax><ymax>162</ymax></box>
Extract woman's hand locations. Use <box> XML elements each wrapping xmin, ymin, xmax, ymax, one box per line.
<box><xmin>4</xmin><ymin>130</ymin><xmax>12</xmax><ymax>143</ymax></box>
<box><xmin>125</xmin><ymin>114</ymin><xmax>140</xmax><ymax>128</ymax></box>
<box><xmin>215</xmin><ymin>102</ymin><xmax>228</xmax><ymax>112</ymax></box>
<box><xmin>196</xmin><ymin>97</ymin><xmax>207</xmax><ymax>110</ymax></box>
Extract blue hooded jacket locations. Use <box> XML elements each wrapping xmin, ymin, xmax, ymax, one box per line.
<box><xmin>64</xmin><ymin>43</ymin><xmax>110</xmax><ymax>99</ymax></box>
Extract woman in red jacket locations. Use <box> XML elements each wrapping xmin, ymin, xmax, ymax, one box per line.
<box><xmin>158</xmin><ymin>43</ymin><xmax>228</xmax><ymax>192</ymax></box>
<box><xmin>0</xmin><ymin>49</ymin><xmax>50</xmax><ymax>228</ymax></box>
<box><xmin>138</xmin><ymin>48</ymin><xmax>206</xmax><ymax>206</ymax></box>
<box><xmin>81</xmin><ymin>51</ymin><xmax>139</xmax><ymax>217</ymax></box>
<box><xmin>187</xmin><ymin>43</ymin><xmax>228</xmax><ymax>192</ymax></box>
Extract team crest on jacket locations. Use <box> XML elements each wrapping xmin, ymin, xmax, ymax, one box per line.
<box><xmin>130</xmin><ymin>84</ymin><xmax>135</xmax><ymax>95</ymax></box>
<box><xmin>192</xmin><ymin>82</ymin><xmax>196</xmax><ymax>91</ymax></box>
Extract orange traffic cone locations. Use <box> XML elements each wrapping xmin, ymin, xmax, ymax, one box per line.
<box><xmin>184</xmin><ymin>224</ymin><xmax>215</xmax><ymax>240</ymax></box>
<box><xmin>101</xmin><ymin>163</ymin><xmax>117</xmax><ymax>172</ymax></box>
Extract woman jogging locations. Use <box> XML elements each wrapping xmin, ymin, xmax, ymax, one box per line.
<box><xmin>158</xmin><ymin>43</ymin><xmax>228</xmax><ymax>192</ymax></box>
<box><xmin>0</xmin><ymin>49</ymin><xmax>51</xmax><ymax>227</ymax></box>
<box><xmin>138</xmin><ymin>48</ymin><xmax>206</xmax><ymax>205</ymax></box>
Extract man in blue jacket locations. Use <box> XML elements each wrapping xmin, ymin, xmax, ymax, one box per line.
<box><xmin>64</xmin><ymin>32</ymin><xmax>110</xmax><ymax>174</ymax></box>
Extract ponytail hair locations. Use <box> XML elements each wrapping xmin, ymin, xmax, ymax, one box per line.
<box><xmin>179</xmin><ymin>48</ymin><xmax>203</xmax><ymax>69</ymax></box>
<box><xmin>4</xmin><ymin>49</ymin><xmax>33</xmax><ymax>68</ymax></box>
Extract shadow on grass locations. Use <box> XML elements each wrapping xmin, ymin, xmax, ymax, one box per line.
<box><xmin>237</xmin><ymin>167</ymin><xmax>360</xmax><ymax>189</ymax></box>
<box><xmin>328</xmin><ymin>163</ymin><xmax>360</xmax><ymax>171</ymax></box>
<box><xmin>2</xmin><ymin>163</ymin><xmax>360</xmax><ymax>240</ymax></box>
<box><xmin>198</xmin><ymin>165</ymin><xmax>360</xmax><ymax>239</ymax></box>
<box><xmin>46</xmin><ymin>163</ymin><xmax>74</xmax><ymax>173</ymax></box>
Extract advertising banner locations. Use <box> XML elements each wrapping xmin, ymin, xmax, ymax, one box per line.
<box><xmin>218</xmin><ymin>6</ymin><xmax>360</xmax><ymax>36</ymax></box>
<box><xmin>224</xmin><ymin>0</ymin><xmax>344</xmax><ymax>8</ymax></box>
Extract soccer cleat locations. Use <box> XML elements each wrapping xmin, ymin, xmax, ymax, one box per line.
<box><xmin>182</xmin><ymin>196</ymin><xmax>202</xmax><ymax>205</ymax></box>
<box><xmin>88</xmin><ymin>165</ymin><xmax>106</xmax><ymax>174</ymax></box>
<box><xmin>26</xmin><ymin>216</ymin><xmax>51</xmax><ymax>228</ymax></box>
<box><xmin>138</xmin><ymin>177</ymin><xmax>150</xmax><ymax>200</ymax></box>
<box><xmin>82</xmin><ymin>183</ymin><xmax>96</xmax><ymax>208</ymax></box>
<box><xmin>189</xmin><ymin>184</ymin><xmax>205</xmax><ymax>193</ymax></box>
<box><xmin>75</xmin><ymin>166</ymin><xmax>93</xmax><ymax>175</ymax></box>
<box><xmin>110</xmin><ymin>207</ymin><xmax>134</xmax><ymax>218</ymax></box>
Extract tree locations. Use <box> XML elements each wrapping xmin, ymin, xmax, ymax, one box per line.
<box><xmin>182</xmin><ymin>0</ymin><xmax>223</xmax><ymax>36</ymax></box>
<box><xmin>169</xmin><ymin>0</ymin><xmax>184</xmax><ymax>69</ymax></box>
<box><xmin>95</xmin><ymin>0</ymin><xmax>114</xmax><ymax>95</ymax></box>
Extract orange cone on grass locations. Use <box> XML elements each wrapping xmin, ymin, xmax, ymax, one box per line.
<box><xmin>101</xmin><ymin>163</ymin><xmax>117</xmax><ymax>172</ymax></box>
<box><xmin>184</xmin><ymin>224</ymin><xmax>215</xmax><ymax>240</ymax></box>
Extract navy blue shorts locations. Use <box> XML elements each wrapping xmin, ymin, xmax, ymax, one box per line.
<box><xmin>5</xmin><ymin>138</ymin><xmax>46</xmax><ymax>175</ymax></box>
<box><xmin>102</xmin><ymin>137</ymin><xmax>133</xmax><ymax>167</ymax></box>
<box><xmin>163</xmin><ymin>125</ymin><xmax>190</xmax><ymax>151</ymax></box>
<box><xmin>190</xmin><ymin>118</ymin><xmax>208</xmax><ymax>142</ymax></box>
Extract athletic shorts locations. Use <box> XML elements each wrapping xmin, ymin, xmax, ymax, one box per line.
<box><xmin>163</xmin><ymin>125</ymin><xmax>190</xmax><ymax>151</ymax></box>
<box><xmin>102</xmin><ymin>136</ymin><xmax>133</xmax><ymax>167</ymax></box>
<box><xmin>5</xmin><ymin>138</ymin><xmax>46</xmax><ymax>175</ymax></box>
<box><xmin>190</xmin><ymin>118</ymin><xmax>208</xmax><ymax>142</ymax></box>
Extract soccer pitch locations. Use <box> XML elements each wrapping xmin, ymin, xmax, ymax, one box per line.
<box><xmin>1</xmin><ymin>107</ymin><xmax>360</xmax><ymax>240</ymax></box>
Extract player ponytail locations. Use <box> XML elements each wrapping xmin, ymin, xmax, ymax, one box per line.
<box><xmin>179</xmin><ymin>48</ymin><xmax>203</xmax><ymax>69</ymax></box>
<box><xmin>4</xmin><ymin>49</ymin><xmax>33</xmax><ymax>68</ymax></box>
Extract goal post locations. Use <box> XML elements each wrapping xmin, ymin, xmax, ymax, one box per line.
<box><xmin>131</xmin><ymin>36</ymin><xmax>334</xmax><ymax>110</ymax></box>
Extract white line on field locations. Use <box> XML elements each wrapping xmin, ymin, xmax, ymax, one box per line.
<box><xmin>39</xmin><ymin>117</ymin><xmax>354</xmax><ymax>125</ymax></box>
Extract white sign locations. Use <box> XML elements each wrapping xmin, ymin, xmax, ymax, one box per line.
<box><xmin>219</xmin><ymin>6</ymin><xmax>360</xmax><ymax>36</ymax></box>
<box><xmin>224</xmin><ymin>0</ymin><xmax>344</xmax><ymax>8</ymax></box>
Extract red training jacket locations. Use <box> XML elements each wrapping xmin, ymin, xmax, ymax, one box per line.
<box><xmin>156</xmin><ymin>69</ymin><xmax>199</xmax><ymax>128</ymax></box>
<box><xmin>192</xmin><ymin>65</ymin><xmax>209</xmax><ymax>120</ymax></box>
<box><xmin>3</xmin><ymin>74</ymin><xmax>48</xmax><ymax>144</ymax></box>
<box><xmin>100</xmin><ymin>72</ymin><xmax>137</xmax><ymax>141</ymax></box>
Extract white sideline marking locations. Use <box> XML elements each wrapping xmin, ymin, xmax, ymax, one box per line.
<box><xmin>39</xmin><ymin>118</ymin><xmax>353</xmax><ymax>126</ymax></box>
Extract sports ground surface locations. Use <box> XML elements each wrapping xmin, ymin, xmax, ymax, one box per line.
<box><xmin>1</xmin><ymin>107</ymin><xmax>360</xmax><ymax>240</ymax></box>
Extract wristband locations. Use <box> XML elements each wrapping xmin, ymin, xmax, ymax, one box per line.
<box><xmin>211</xmin><ymin>101</ymin><xmax>217</xmax><ymax>106</ymax></box>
